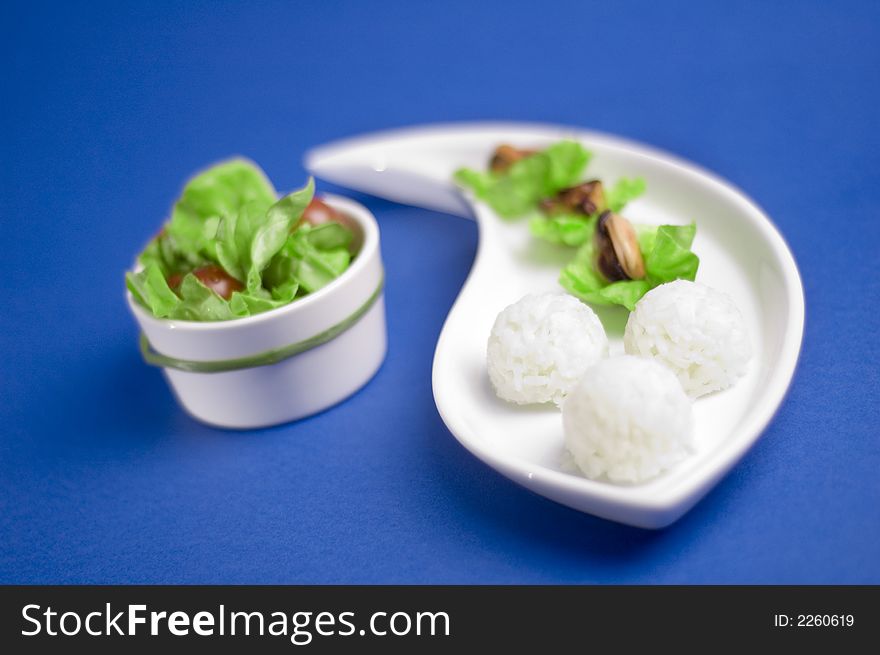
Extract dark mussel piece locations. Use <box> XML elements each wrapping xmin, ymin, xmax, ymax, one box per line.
<box><xmin>541</xmin><ymin>180</ymin><xmax>606</xmax><ymax>216</ymax></box>
<box><xmin>595</xmin><ymin>212</ymin><xmax>629</xmax><ymax>281</ymax></box>
<box><xmin>489</xmin><ymin>144</ymin><xmax>537</xmax><ymax>173</ymax></box>
<box><xmin>594</xmin><ymin>211</ymin><xmax>645</xmax><ymax>282</ymax></box>
<box><xmin>562</xmin><ymin>180</ymin><xmax>606</xmax><ymax>215</ymax></box>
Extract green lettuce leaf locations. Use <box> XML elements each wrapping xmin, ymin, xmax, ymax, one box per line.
<box><xmin>211</xmin><ymin>177</ymin><xmax>315</xmax><ymax>292</ymax></box>
<box><xmin>305</xmin><ymin>222</ymin><xmax>353</xmax><ymax>250</ymax></box>
<box><xmin>246</xmin><ymin>178</ymin><xmax>315</xmax><ymax>291</ymax></box>
<box><xmin>137</xmin><ymin>233</ymin><xmax>176</xmax><ymax>277</ymax></box>
<box><xmin>128</xmin><ymin>160</ymin><xmax>354</xmax><ymax>321</ymax></box>
<box><xmin>560</xmin><ymin>222</ymin><xmax>699</xmax><ymax>311</ymax></box>
<box><xmin>285</xmin><ymin>225</ymin><xmax>351</xmax><ymax>294</ymax></box>
<box><xmin>449</xmin><ymin>142</ymin><xmax>697</xmax><ymax>312</ymax></box>
<box><xmin>529</xmin><ymin>178</ymin><xmax>647</xmax><ymax>247</ymax></box>
<box><xmin>558</xmin><ymin>240</ymin><xmax>649</xmax><ymax>311</ymax></box>
<box><xmin>127</xmin><ymin>264</ymin><xmax>240</xmax><ymax>322</ymax></box>
<box><xmin>453</xmin><ymin>168</ymin><xmax>493</xmax><ymax>196</ymax></box>
<box><xmin>162</xmin><ymin>159</ymin><xmax>277</xmax><ymax>268</ymax></box>
<box><xmin>174</xmin><ymin>158</ymin><xmax>277</xmax><ymax>224</ymax></box>
<box><xmin>606</xmin><ymin>177</ymin><xmax>647</xmax><ymax>212</ymax></box>
<box><xmin>213</xmin><ymin>201</ymin><xmax>251</xmax><ymax>283</ymax></box>
<box><xmin>529</xmin><ymin>213</ymin><xmax>596</xmax><ymax>246</ymax></box>
<box><xmin>262</xmin><ymin>221</ymin><xmax>354</xmax><ymax>296</ymax></box>
<box><xmin>644</xmin><ymin>223</ymin><xmax>699</xmax><ymax>285</ymax></box>
<box><xmin>454</xmin><ymin>140</ymin><xmax>592</xmax><ymax>218</ymax></box>
<box><xmin>544</xmin><ymin>140</ymin><xmax>592</xmax><ymax>190</ymax></box>
<box><xmin>126</xmin><ymin>264</ymin><xmax>182</xmax><ymax>318</ymax></box>
<box><xmin>172</xmin><ymin>274</ymin><xmax>235</xmax><ymax>321</ymax></box>
<box><xmin>165</xmin><ymin>207</ymin><xmax>219</xmax><ymax>267</ymax></box>
<box><xmin>128</xmin><ymin>267</ymin><xmax>299</xmax><ymax>323</ymax></box>
<box><xmin>228</xmin><ymin>284</ymin><xmax>299</xmax><ymax>317</ymax></box>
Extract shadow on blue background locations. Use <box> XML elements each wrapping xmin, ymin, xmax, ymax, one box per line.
<box><xmin>1</xmin><ymin>0</ymin><xmax>877</xmax><ymax>583</ymax></box>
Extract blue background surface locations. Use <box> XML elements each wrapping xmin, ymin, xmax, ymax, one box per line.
<box><xmin>2</xmin><ymin>0</ymin><xmax>878</xmax><ymax>583</ymax></box>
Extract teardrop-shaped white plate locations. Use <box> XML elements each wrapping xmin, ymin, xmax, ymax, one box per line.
<box><xmin>306</xmin><ymin>122</ymin><xmax>804</xmax><ymax>528</ymax></box>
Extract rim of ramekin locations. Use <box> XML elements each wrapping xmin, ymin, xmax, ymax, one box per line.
<box><xmin>125</xmin><ymin>193</ymin><xmax>380</xmax><ymax>333</ymax></box>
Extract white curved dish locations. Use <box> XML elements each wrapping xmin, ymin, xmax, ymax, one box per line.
<box><xmin>306</xmin><ymin>122</ymin><xmax>804</xmax><ymax>528</ymax></box>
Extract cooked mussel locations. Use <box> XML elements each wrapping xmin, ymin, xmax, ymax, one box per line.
<box><xmin>594</xmin><ymin>210</ymin><xmax>645</xmax><ymax>281</ymax></box>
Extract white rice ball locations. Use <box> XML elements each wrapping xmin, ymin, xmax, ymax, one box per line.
<box><xmin>563</xmin><ymin>356</ymin><xmax>693</xmax><ymax>483</ymax></box>
<box><xmin>624</xmin><ymin>280</ymin><xmax>751</xmax><ymax>397</ymax></box>
<box><xmin>487</xmin><ymin>292</ymin><xmax>608</xmax><ymax>407</ymax></box>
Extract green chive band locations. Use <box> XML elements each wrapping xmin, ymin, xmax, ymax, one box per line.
<box><xmin>140</xmin><ymin>277</ymin><xmax>384</xmax><ymax>374</ymax></box>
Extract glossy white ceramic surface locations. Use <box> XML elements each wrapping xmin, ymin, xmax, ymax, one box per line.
<box><xmin>306</xmin><ymin>122</ymin><xmax>804</xmax><ymax>527</ymax></box>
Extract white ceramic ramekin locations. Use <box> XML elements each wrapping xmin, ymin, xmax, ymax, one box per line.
<box><xmin>126</xmin><ymin>194</ymin><xmax>387</xmax><ymax>429</ymax></box>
